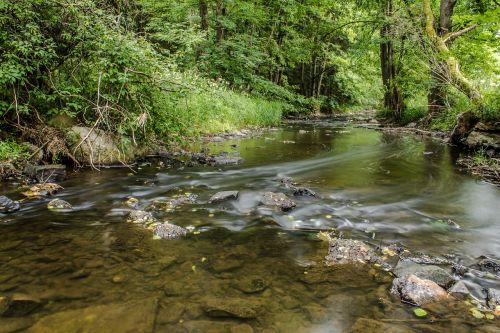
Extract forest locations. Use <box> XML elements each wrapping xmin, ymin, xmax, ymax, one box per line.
<box><xmin>0</xmin><ymin>0</ymin><xmax>498</xmax><ymax>164</ymax></box>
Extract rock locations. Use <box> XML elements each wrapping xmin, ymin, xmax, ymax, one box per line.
<box><xmin>68</xmin><ymin>126</ymin><xmax>135</xmax><ymax>165</ymax></box>
<box><xmin>21</xmin><ymin>143</ymin><xmax>44</xmax><ymax>163</ymax></box>
<box><xmin>0</xmin><ymin>196</ymin><xmax>20</xmax><ymax>214</ymax></box>
<box><xmin>124</xmin><ymin>197</ymin><xmax>139</xmax><ymax>209</ymax></box>
<box><xmin>23</xmin><ymin>165</ymin><xmax>66</xmax><ymax>182</ymax></box>
<box><xmin>484</xmin><ymin>288</ymin><xmax>500</xmax><ymax>310</ymax></box>
<box><xmin>466</xmin><ymin>130</ymin><xmax>500</xmax><ymax>151</ymax></box>
<box><xmin>303</xmin><ymin>304</ymin><xmax>329</xmax><ymax>323</ymax></box>
<box><xmin>22</xmin><ymin>183</ymin><xmax>62</xmax><ymax>198</ymax></box>
<box><xmin>211</xmin><ymin>258</ymin><xmax>244</xmax><ymax>273</ymax></box>
<box><xmin>259</xmin><ymin>192</ymin><xmax>296</xmax><ymax>211</ymax></box>
<box><xmin>211</xmin><ymin>156</ymin><xmax>243</xmax><ymax>166</ymax></box>
<box><xmin>26</xmin><ymin>298</ymin><xmax>157</xmax><ymax>333</ymax></box>
<box><xmin>292</xmin><ymin>187</ymin><xmax>316</xmax><ymax>197</ymax></box>
<box><xmin>448</xmin><ymin>281</ymin><xmax>470</xmax><ymax>299</ymax></box>
<box><xmin>450</xmin><ymin>111</ymin><xmax>478</xmax><ymax>145</ymax></box>
<box><xmin>152</xmin><ymin>194</ymin><xmax>197</xmax><ymax>210</ymax></box>
<box><xmin>211</xmin><ymin>136</ymin><xmax>224</xmax><ymax>142</ymax></box>
<box><xmin>203</xmin><ymin>299</ymin><xmax>260</xmax><ymax>319</ymax></box>
<box><xmin>47</xmin><ymin>199</ymin><xmax>72</xmax><ymax>211</ymax></box>
<box><xmin>127</xmin><ymin>210</ymin><xmax>156</xmax><ymax>225</ymax></box>
<box><xmin>349</xmin><ymin>318</ymin><xmax>414</xmax><ymax>333</ymax></box>
<box><xmin>393</xmin><ymin>260</ymin><xmax>455</xmax><ymax>288</ymax></box>
<box><xmin>471</xmin><ymin>256</ymin><xmax>499</xmax><ymax>276</ymax></box>
<box><xmin>390</xmin><ymin>274</ymin><xmax>448</xmax><ymax>305</ymax></box>
<box><xmin>0</xmin><ymin>318</ymin><xmax>35</xmax><ymax>333</ymax></box>
<box><xmin>0</xmin><ymin>294</ymin><xmax>42</xmax><ymax>317</ymax></box>
<box><xmin>230</xmin><ymin>324</ymin><xmax>254</xmax><ymax>333</ymax></box>
<box><xmin>232</xmin><ymin>277</ymin><xmax>268</xmax><ymax>294</ymax></box>
<box><xmin>0</xmin><ymin>163</ymin><xmax>19</xmax><ymax>180</ymax></box>
<box><xmin>153</xmin><ymin>223</ymin><xmax>187</xmax><ymax>240</ymax></box>
<box><xmin>157</xmin><ymin>302</ymin><xmax>185</xmax><ymax>325</ymax></box>
<box><xmin>325</xmin><ymin>238</ymin><xmax>380</xmax><ymax>265</ymax></box>
<box><xmin>209</xmin><ymin>191</ymin><xmax>239</xmax><ymax>203</ymax></box>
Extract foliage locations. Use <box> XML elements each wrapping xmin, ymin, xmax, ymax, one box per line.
<box><xmin>0</xmin><ymin>140</ymin><xmax>28</xmax><ymax>161</ymax></box>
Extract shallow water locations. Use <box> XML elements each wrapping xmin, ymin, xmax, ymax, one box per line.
<box><xmin>1</xmin><ymin>121</ymin><xmax>499</xmax><ymax>332</ymax></box>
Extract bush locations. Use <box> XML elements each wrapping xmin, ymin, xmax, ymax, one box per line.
<box><xmin>0</xmin><ymin>141</ymin><xmax>28</xmax><ymax>161</ymax></box>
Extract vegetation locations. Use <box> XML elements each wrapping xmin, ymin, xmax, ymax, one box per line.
<box><xmin>0</xmin><ymin>0</ymin><xmax>498</xmax><ymax>163</ymax></box>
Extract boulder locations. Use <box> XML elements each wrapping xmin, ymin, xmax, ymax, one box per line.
<box><xmin>203</xmin><ymin>299</ymin><xmax>261</xmax><ymax>319</ymax></box>
<box><xmin>23</xmin><ymin>165</ymin><xmax>66</xmax><ymax>182</ymax></box>
<box><xmin>292</xmin><ymin>187</ymin><xmax>316</xmax><ymax>197</ymax></box>
<box><xmin>47</xmin><ymin>199</ymin><xmax>73</xmax><ymax>211</ymax></box>
<box><xmin>0</xmin><ymin>196</ymin><xmax>20</xmax><ymax>214</ymax></box>
<box><xmin>68</xmin><ymin>126</ymin><xmax>135</xmax><ymax>166</ymax></box>
<box><xmin>259</xmin><ymin>192</ymin><xmax>296</xmax><ymax>211</ymax></box>
<box><xmin>22</xmin><ymin>183</ymin><xmax>62</xmax><ymax>198</ymax></box>
<box><xmin>210</xmin><ymin>156</ymin><xmax>243</xmax><ymax>166</ymax></box>
<box><xmin>390</xmin><ymin>274</ymin><xmax>448</xmax><ymax>305</ymax></box>
<box><xmin>466</xmin><ymin>131</ymin><xmax>500</xmax><ymax>151</ymax></box>
<box><xmin>153</xmin><ymin>223</ymin><xmax>187</xmax><ymax>240</ymax></box>
<box><xmin>448</xmin><ymin>281</ymin><xmax>471</xmax><ymax>300</ymax></box>
<box><xmin>127</xmin><ymin>210</ymin><xmax>155</xmax><ymax>225</ymax></box>
<box><xmin>393</xmin><ymin>260</ymin><xmax>455</xmax><ymax>288</ymax></box>
<box><xmin>209</xmin><ymin>191</ymin><xmax>239</xmax><ymax>203</ymax></box>
<box><xmin>26</xmin><ymin>298</ymin><xmax>157</xmax><ymax>333</ymax></box>
<box><xmin>325</xmin><ymin>238</ymin><xmax>380</xmax><ymax>265</ymax></box>
<box><xmin>471</xmin><ymin>256</ymin><xmax>499</xmax><ymax>276</ymax></box>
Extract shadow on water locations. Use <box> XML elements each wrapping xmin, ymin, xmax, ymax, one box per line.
<box><xmin>1</xmin><ymin>121</ymin><xmax>499</xmax><ymax>332</ymax></box>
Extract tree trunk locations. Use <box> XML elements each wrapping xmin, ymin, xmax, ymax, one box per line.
<box><xmin>199</xmin><ymin>0</ymin><xmax>209</xmax><ymax>31</ymax></box>
<box><xmin>216</xmin><ymin>1</ymin><xmax>226</xmax><ymax>44</ymax></box>
<box><xmin>380</xmin><ymin>0</ymin><xmax>404</xmax><ymax>119</ymax></box>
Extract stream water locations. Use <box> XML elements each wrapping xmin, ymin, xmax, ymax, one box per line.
<box><xmin>1</xmin><ymin>120</ymin><xmax>499</xmax><ymax>332</ymax></box>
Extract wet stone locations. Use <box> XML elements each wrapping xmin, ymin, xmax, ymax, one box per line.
<box><xmin>22</xmin><ymin>183</ymin><xmax>62</xmax><ymax>198</ymax></box>
<box><xmin>127</xmin><ymin>210</ymin><xmax>155</xmax><ymax>225</ymax></box>
<box><xmin>325</xmin><ymin>238</ymin><xmax>380</xmax><ymax>265</ymax></box>
<box><xmin>157</xmin><ymin>301</ymin><xmax>185</xmax><ymax>324</ymax></box>
<box><xmin>211</xmin><ymin>156</ymin><xmax>244</xmax><ymax>166</ymax></box>
<box><xmin>472</xmin><ymin>256</ymin><xmax>499</xmax><ymax>276</ymax></box>
<box><xmin>259</xmin><ymin>192</ymin><xmax>296</xmax><ymax>211</ymax></box>
<box><xmin>211</xmin><ymin>258</ymin><xmax>244</xmax><ymax>273</ymax></box>
<box><xmin>0</xmin><ymin>196</ymin><xmax>20</xmax><ymax>214</ymax></box>
<box><xmin>209</xmin><ymin>191</ymin><xmax>239</xmax><ymax>203</ymax></box>
<box><xmin>23</xmin><ymin>164</ymin><xmax>66</xmax><ymax>183</ymax></box>
<box><xmin>153</xmin><ymin>223</ymin><xmax>187</xmax><ymax>240</ymax></box>
<box><xmin>393</xmin><ymin>260</ymin><xmax>455</xmax><ymax>288</ymax></box>
<box><xmin>47</xmin><ymin>199</ymin><xmax>72</xmax><ymax>211</ymax></box>
<box><xmin>230</xmin><ymin>324</ymin><xmax>254</xmax><ymax>333</ymax></box>
<box><xmin>26</xmin><ymin>298</ymin><xmax>158</xmax><ymax>333</ymax></box>
<box><xmin>350</xmin><ymin>318</ymin><xmax>415</xmax><ymax>333</ymax></box>
<box><xmin>0</xmin><ymin>294</ymin><xmax>42</xmax><ymax>317</ymax></box>
<box><xmin>292</xmin><ymin>187</ymin><xmax>316</xmax><ymax>197</ymax></box>
<box><xmin>390</xmin><ymin>274</ymin><xmax>448</xmax><ymax>306</ymax></box>
<box><xmin>232</xmin><ymin>277</ymin><xmax>268</xmax><ymax>294</ymax></box>
<box><xmin>448</xmin><ymin>281</ymin><xmax>471</xmax><ymax>299</ymax></box>
<box><xmin>203</xmin><ymin>299</ymin><xmax>261</xmax><ymax>319</ymax></box>
<box><xmin>0</xmin><ymin>318</ymin><xmax>35</xmax><ymax>333</ymax></box>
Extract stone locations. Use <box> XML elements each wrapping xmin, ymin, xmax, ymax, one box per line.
<box><xmin>292</xmin><ymin>187</ymin><xmax>316</xmax><ymax>197</ymax></box>
<box><xmin>349</xmin><ymin>318</ymin><xmax>415</xmax><ymax>333</ymax></box>
<box><xmin>153</xmin><ymin>223</ymin><xmax>187</xmax><ymax>240</ymax></box>
<box><xmin>203</xmin><ymin>299</ymin><xmax>261</xmax><ymax>319</ymax></box>
<box><xmin>0</xmin><ymin>163</ymin><xmax>19</xmax><ymax>180</ymax></box>
<box><xmin>232</xmin><ymin>277</ymin><xmax>268</xmax><ymax>294</ymax></box>
<box><xmin>390</xmin><ymin>274</ymin><xmax>448</xmax><ymax>305</ymax></box>
<box><xmin>472</xmin><ymin>256</ymin><xmax>499</xmax><ymax>276</ymax></box>
<box><xmin>157</xmin><ymin>302</ymin><xmax>185</xmax><ymax>325</ymax></box>
<box><xmin>230</xmin><ymin>324</ymin><xmax>254</xmax><ymax>333</ymax></box>
<box><xmin>0</xmin><ymin>196</ymin><xmax>20</xmax><ymax>214</ymax></box>
<box><xmin>21</xmin><ymin>143</ymin><xmax>44</xmax><ymax>163</ymax></box>
<box><xmin>303</xmin><ymin>304</ymin><xmax>329</xmax><ymax>323</ymax></box>
<box><xmin>209</xmin><ymin>191</ymin><xmax>239</xmax><ymax>203</ymax></box>
<box><xmin>466</xmin><ymin>131</ymin><xmax>500</xmax><ymax>151</ymax></box>
<box><xmin>325</xmin><ymin>238</ymin><xmax>380</xmax><ymax>265</ymax></box>
<box><xmin>23</xmin><ymin>165</ymin><xmax>66</xmax><ymax>182</ymax></box>
<box><xmin>211</xmin><ymin>258</ymin><xmax>244</xmax><ymax>273</ymax></box>
<box><xmin>68</xmin><ymin>126</ymin><xmax>135</xmax><ymax>165</ymax></box>
<box><xmin>448</xmin><ymin>281</ymin><xmax>470</xmax><ymax>299</ymax></box>
<box><xmin>26</xmin><ymin>298</ymin><xmax>157</xmax><ymax>333</ymax></box>
<box><xmin>22</xmin><ymin>183</ymin><xmax>62</xmax><ymax>198</ymax></box>
<box><xmin>484</xmin><ymin>288</ymin><xmax>500</xmax><ymax>309</ymax></box>
<box><xmin>127</xmin><ymin>210</ymin><xmax>155</xmax><ymax>225</ymax></box>
<box><xmin>210</xmin><ymin>156</ymin><xmax>243</xmax><ymax>166</ymax></box>
<box><xmin>0</xmin><ymin>294</ymin><xmax>42</xmax><ymax>317</ymax></box>
<box><xmin>393</xmin><ymin>260</ymin><xmax>455</xmax><ymax>288</ymax></box>
<box><xmin>259</xmin><ymin>192</ymin><xmax>296</xmax><ymax>211</ymax></box>
<box><xmin>152</xmin><ymin>194</ymin><xmax>197</xmax><ymax>210</ymax></box>
<box><xmin>47</xmin><ymin>199</ymin><xmax>73</xmax><ymax>210</ymax></box>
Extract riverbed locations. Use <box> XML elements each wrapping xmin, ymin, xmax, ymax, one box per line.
<box><xmin>1</xmin><ymin>120</ymin><xmax>499</xmax><ymax>332</ymax></box>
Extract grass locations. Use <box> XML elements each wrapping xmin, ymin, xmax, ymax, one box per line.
<box><xmin>471</xmin><ymin>149</ymin><xmax>498</xmax><ymax>168</ymax></box>
<box><xmin>0</xmin><ymin>140</ymin><xmax>28</xmax><ymax>161</ymax></box>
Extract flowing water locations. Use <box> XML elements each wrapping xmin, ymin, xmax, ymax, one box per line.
<box><xmin>1</xmin><ymin>121</ymin><xmax>499</xmax><ymax>332</ymax></box>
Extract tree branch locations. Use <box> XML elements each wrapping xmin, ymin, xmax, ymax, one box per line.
<box><xmin>443</xmin><ymin>24</ymin><xmax>478</xmax><ymax>44</ymax></box>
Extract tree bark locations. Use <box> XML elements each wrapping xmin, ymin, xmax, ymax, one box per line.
<box><xmin>199</xmin><ymin>0</ymin><xmax>209</xmax><ymax>31</ymax></box>
<box><xmin>216</xmin><ymin>1</ymin><xmax>226</xmax><ymax>44</ymax></box>
<box><xmin>380</xmin><ymin>0</ymin><xmax>405</xmax><ymax>119</ymax></box>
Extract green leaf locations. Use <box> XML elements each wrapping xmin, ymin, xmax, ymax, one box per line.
<box><xmin>413</xmin><ymin>308</ymin><xmax>428</xmax><ymax>317</ymax></box>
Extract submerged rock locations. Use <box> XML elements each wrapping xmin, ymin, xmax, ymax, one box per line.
<box><xmin>471</xmin><ymin>256</ymin><xmax>499</xmax><ymax>276</ymax></box>
<box><xmin>26</xmin><ymin>298</ymin><xmax>157</xmax><ymax>333</ymax></box>
<box><xmin>151</xmin><ymin>193</ymin><xmax>197</xmax><ymax>210</ymax></box>
<box><xmin>152</xmin><ymin>222</ymin><xmax>187</xmax><ymax>240</ymax></box>
<box><xmin>325</xmin><ymin>238</ymin><xmax>380</xmax><ymax>265</ymax></box>
<box><xmin>22</xmin><ymin>183</ymin><xmax>62</xmax><ymax>198</ymax></box>
<box><xmin>259</xmin><ymin>192</ymin><xmax>296</xmax><ymax>211</ymax></box>
<box><xmin>0</xmin><ymin>294</ymin><xmax>42</xmax><ymax>317</ymax></box>
<box><xmin>292</xmin><ymin>186</ymin><xmax>316</xmax><ymax>197</ymax></box>
<box><xmin>393</xmin><ymin>260</ymin><xmax>455</xmax><ymax>288</ymax></box>
<box><xmin>0</xmin><ymin>196</ymin><xmax>20</xmax><ymax>214</ymax></box>
<box><xmin>448</xmin><ymin>281</ymin><xmax>471</xmax><ymax>300</ymax></box>
<box><xmin>47</xmin><ymin>199</ymin><xmax>72</xmax><ymax>211</ymax></box>
<box><xmin>390</xmin><ymin>274</ymin><xmax>448</xmax><ymax>305</ymax></box>
<box><xmin>203</xmin><ymin>299</ymin><xmax>261</xmax><ymax>319</ymax></box>
<box><xmin>211</xmin><ymin>156</ymin><xmax>243</xmax><ymax>166</ymax></box>
<box><xmin>127</xmin><ymin>210</ymin><xmax>155</xmax><ymax>225</ymax></box>
<box><xmin>209</xmin><ymin>191</ymin><xmax>239</xmax><ymax>203</ymax></box>
<box><xmin>232</xmin><ymin>277</ymin><xmax>268</xmax><ymax>294</ymax></box>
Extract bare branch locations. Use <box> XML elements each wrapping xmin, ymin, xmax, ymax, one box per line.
<box><xmin>443</xmin><ymin>24</ymin><xmax>478</xmax><ymax>44</ymax></box>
